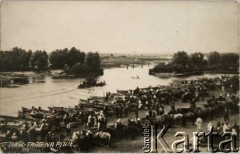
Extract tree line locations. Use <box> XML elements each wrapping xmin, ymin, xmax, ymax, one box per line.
<box><xmin>0</xmin><ymin>47</ymin><xmax>101</xmax><ymax>74</ymax></box>
<box><xmin>152</xmin><ymin>51</ymin><xmax>239</xmax><ymax>73</ymax></box>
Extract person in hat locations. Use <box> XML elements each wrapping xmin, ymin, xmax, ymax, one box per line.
<box><xmin>38</xmin><ymin>106</ymin><xmax>42</xmax><ymax>112</ymax></box>
<box><xmin>115</xmin><ymin>119</ymin><xmax>125</xmax><ymax>139</ymax></box>
<box><xmin>51</xmin><ymin>133</ymin><xmax>59</xmax><ymax>143</ymax></box>
<box><xmin>97</xmin><ymin>112</ymin><xmax>107</xmax><ymax>130</ymax></box>
<box><xmin>115</xmin><ymin>105</ymin><xmax>120</xmax><ymax>118</ymax></box>
<box><xmin>224</xmin><ymin>106</ymin><xmax>230</xmax><ymax>122</ymax></box>
<box><xmin>80</xmin><ymin>130</ymin><xmax>87</xmax><ymax>138</ymax></box>
<box><xmin>28</xmin><ymin>123</ymin><xmax>38</xmax><ymax>142</ymax></box>
<box><xmin>231</xmin><ymin>126</ymin><xmax>238</xmax><ymax>151</ymax></box>
<box><xmin>63</xmin><ymin>114</ymin><xmax>68</xmax><ymax>127</ymax></box>
<box><xmin>135</xmin><ymin>118</ymin><xmax>142</xmax><ymax>128</ymax></box>
<box><xmin>79</xmin><ymin>130</ymin><xmax>90</xmax><ymax>152</ymax></box>
<box><xmin>127</xmin><ymin>118</ymin><xmax>137</xmax><ymax>140</ymax></box>
<box><xmin>223</xmin><ymin>122</ymin><xmax>230</xmax><ymax>133</ymax></box>
<box><xmin>40</xmin><ymin>120</ymin><xmax>49</xmax><ymax>141</ymax></box>
<box><xmin>232</xmin><ymin>122</ymin><xmax>239</xmax><ymax>136</ymax></box>
<box><xmin>207</xmin><ymin>122</ymin><xmax>213</xmax><ymax>132</ymax></box>
<box><xmin>115</xmin><ymin>119</ymin><xmax>122</xmax><ymax>126</ymax></box>
<box><xmin>195</xmin><ymin>117</ymin><xmax>203</xmax><ymax>132</ymax></box>
<box><xmin>87</xmin><ymin>112</ymin><xmax>95</xmax><ymax>127</ymax></box>
<box><xmin>19</xmin><ymin>127</ymin><xmax>29</xmax><ymax>142</ymax></box>
<box><xmin>148</xmin><ymin>109</ymin><xmax>153</xmax><ymax>118</ymax></box>
<box><xmin>216</xmin><ymin>122</ymin><xmax>222</xmax><ymax>133</ymax></box>
<box><xmin>134</xmin><ymin>106</ymin><xmax>139</xmax><ymax>118</ymax></box>
<box><xmin>124</xmin><ymin>103</ymin><xmax>129</xmax><ymax>117</ymax></box>
<box><xmin>66</xmin><ymin>122</ymin><xmax>72</xmax><ymax>136</ymax></box>
<box><xmin>46</xmin><ymin>132</ymin><xmax>53</xmax><ymax>142</ymax></box>
<box><xmin>157</xmin><ymin>104</ymin><xmax>165</xmax><ymax>115</ymax></box>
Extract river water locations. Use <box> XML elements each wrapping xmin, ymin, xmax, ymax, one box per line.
<box><xmin>0</xmin><ymin>65</ymin><xmax>225</xmax><ymax>116</ymax></box>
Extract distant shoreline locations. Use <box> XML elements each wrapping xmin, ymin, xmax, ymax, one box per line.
<box><xmin>152</xmin><ymin>70</ymin><xmax>238</xmax><ymax>79</ymax></box>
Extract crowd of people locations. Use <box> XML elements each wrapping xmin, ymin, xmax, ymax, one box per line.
<box><xmin>0</xmin><ymin>75</ymin><xmax>239</xmax><ymax>152</ymax></box>
<box><xmin>194</xmin><ymin>117</ymin><xmax>239</xmax><ymax>151</ymax></box>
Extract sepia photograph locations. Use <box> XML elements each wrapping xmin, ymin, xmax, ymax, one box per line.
<box><xmin>0</xmin><ymin>0</ymin><xmax>239</xmax><ymax>153</ymax></box>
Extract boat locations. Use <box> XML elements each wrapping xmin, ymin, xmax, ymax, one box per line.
<box><xmin>5</xmin><ymin>85</ymin><xmax>20</xmax><ymax>88</ymax></box>
<box><xmin>89</xmin><ymin>96</ymin><xmax>105</xmax><ymax>101</ymax></box>
<box><xmin>154</xmin><ymin>73</ymin><xmax>173</xmax><ymax>79</ymax></box>
<box><xmin>48</xmin><ymin>106</ymin><xmax>79</xmax><ymax>115</ymax></box>
<box><xmin>131</xmin><ymin>76</ymin><xmax>140</xmax><ymax>79</ymax></box>
<box><xmin>21</xmin><ymin>107</ymin><xmax>48</xmax><ymax>113</ymax></box>
<box><xmin>28</xmin><ymin>112</ymin><xmax>44</xmax><ymax>119</ymax></box>
<box><xmin>21</xmin><ymin>107</ymin><xmax>32</xmax><ymax>113</ymax></box>
<box><xmin>0</xmin><ymin>114</ymin><xmax>34</xmax><ymax>122</ymax></box>
<box><xmin>48</xmin><ymin>106</ymin><xmax>65</xmax><ymax>111</ymax></box>
<box><xmin>78</xmin><ymin>78</ymin><xmax>106</xmax><ymax>88</ymax></box>
<box><xmin>173</xmin><ymin>71</ymin><xmax>204</xmax><ymax>77</ymax></box>
<box><xmin>37</xmin><ymin>80</ymin><xmax>45</xmax><ymax>83</ymax></box>
<box><xmin>52</xmin><ymin>72</ymin><xmax>76</xmax><ymax>79</ymax></box>
<box><xmin>117</xmin><ymin>90</ymin><xmax>129</xmax><ymax>95</ymax></box>
<box><xmin>18</xmin><ymin>111</ymin><xmax>37</xmax><ymax>120</ymax></box>
<box><xmin>0</xmin><ymin>79</ymin><xmax>12</xmax><ymax>87</ymax></box>
<box><xmin>11</xmin><ymin>76</ymin><xmax>29</xmax><ymax>84</ymax></box>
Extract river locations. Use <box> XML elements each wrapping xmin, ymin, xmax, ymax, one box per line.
<box><xmin>0</xmin><ymin>65</ymin><xmax>225</xmax><ymax>116</ymax></box>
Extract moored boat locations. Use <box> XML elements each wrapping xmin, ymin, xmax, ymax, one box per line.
<box><xmin>173</xmin><ymin>71</ymin><xmax>204</xmax><ymax>77</ymax></box>
<box><xmin>117</xmin><ymin>90</ymin><xmax>129</xmax><ymax>95</ymax></box>
<box><xmin>78</xmin><ymin>78</ymin><xmax>106</xmax><ymax>88</ymax></box>
<box><xmin>131</xmin><ymin>75</ymin><xmax>140</xmax><ymax>79</ymax></box>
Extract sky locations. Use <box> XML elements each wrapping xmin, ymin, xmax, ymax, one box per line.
<box><xmin>0</xmin><ymin>0</ymin><xmax>239</xmax><ymax>54</ymax></box>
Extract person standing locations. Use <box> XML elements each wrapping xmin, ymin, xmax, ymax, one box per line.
<box><xmin>28</xmin><ymin>124</ymin><xmax>38</xmax><ymax>142</ymax></box>
<box><xmin>224</xmin><ymin>106</ymin><xmax>230</xmax><ymax>122</ymax></box>
<box><xmin>124</xmin><ymin>103</ymin><xmax>129</xmax><ymax>117</ymax></box>
<box><xmin>135</xmin><ymin>107</ymin><xmax>139</xmax><ymax>118</ymax></box>
<box><xmin>63</xmin><ymin>114</ymin><xmax>68</xmax><ymax>128</ymax></box>
<box><xmin>115</xmin><ymin>106</ymin><xmax>119</xmax><ymax>118</ymax></box>
<box><xmin>40</xmin><ymin>121</ymin><xmax>49</xmax><ymax>141</ymax></box>
<box><xmin>87</xmin><ymin>112</ymin><xmax>95</xmax><ymax>127</ymax></box>
<box><xmin>223</xmin><ymin>122</ymin><xmax>230</xmax><ymax>133</ymax></box>
<box><xmin>195</xmin><ymin>117</ymin><xmax>203</xmax><ymax>132</ymax></box>
<box><xmin>119</xmin><ymin>105</ymin><xmax>123</xmax><ymax>118</ymax></box>
<box><xmin>66</xmin><ymin>123</ymin><xmax>71</xmax><ymax>136</ymax></box>
<box><xmin>115</xmin><ymin>119</ymin><xmax>124</xmax><ymax>138</ymax></box>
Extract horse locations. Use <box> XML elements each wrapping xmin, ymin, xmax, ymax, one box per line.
<box><xmin>196</xmin><ymin>89</ymin><xmax>209</xmax><ymax>101</ymax></box>
<box><xmin>43</xmin><ymin>115</ymin><xmax>62</xmax><ymax>130</ymax></box>
<box><xmin>183</xmin><ymin>112</ymin><xmax>196</xmax><ymax>124</ymax></box>
<box><xmin>169</xmin><ymin>113</ymin><xmax>184</xmax><ymax>127</ymax></box>
<box><xmin>158</xmin><ymin>92</ymin><xmax>173</xmax><ymax>104</ymax></box>
<box><xmin>94</xmin><ymin>131</ymin><xmax>111</xmax><ymax>147</ymax></box>
<box><xmin>173</xmin><ymin>113</ymin><xmax>183</xmax><ymax>120</ymax></box>
<box><xmin>125</xmin><ymin>119</ymin><xmax>142</xmax><ymax>140</ymax></box>
<box><xmin>158</xmin><ymin>114</ymin><xmax>172</xmax><ymax>128</ymax></box>
<box><xmin>97</xmin><ymin>114</ymin><xmax>108</xmax><ymax>131</ymax></box>
<box><xmin>181</xmin><ymin>92</ymin><xmax>196</xmax><ymax>103</ymax></box>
